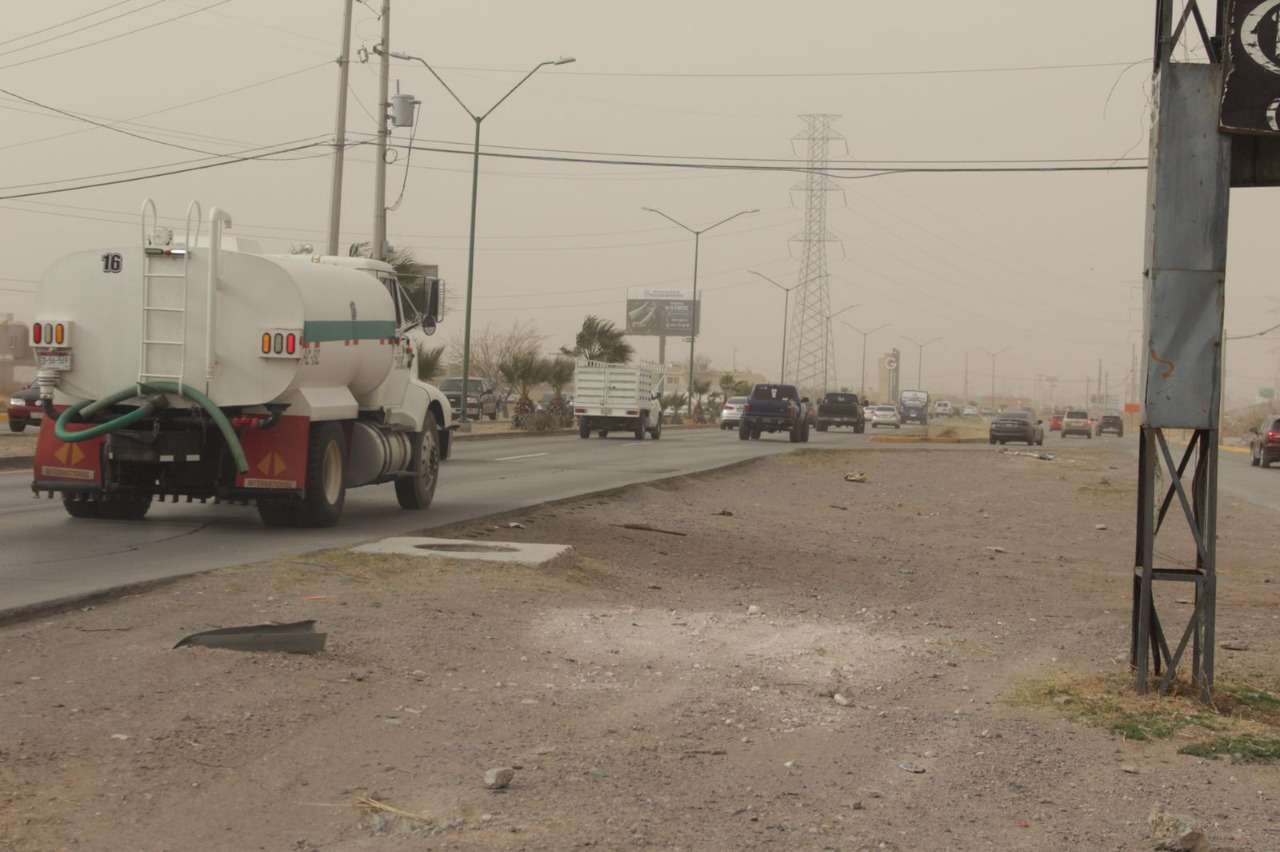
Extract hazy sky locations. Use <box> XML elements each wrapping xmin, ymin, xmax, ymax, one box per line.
<box><xmin>1</xmin><ymin>1</ymin><xmax>1276</xmax><ymax>404</ymax></box>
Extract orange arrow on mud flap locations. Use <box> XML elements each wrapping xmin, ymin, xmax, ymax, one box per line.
<box><xmin>53</xmin><ymin>443</ymin><xmax>86</xmax><ymax>465</ymax></box>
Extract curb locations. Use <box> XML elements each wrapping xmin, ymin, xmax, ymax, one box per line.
<box><xmin>869</xmin><ymin>435</ymin><xmax>989</xmax><ymax>445</ymax></box>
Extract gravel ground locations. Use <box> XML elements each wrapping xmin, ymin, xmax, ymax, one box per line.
<box><xmin>1</xmin><ymin>441</ymin><xmax>1277</xmax><ymax>850</ymax></box>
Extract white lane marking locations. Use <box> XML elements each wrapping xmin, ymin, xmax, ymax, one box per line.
<box><xmin>494</xmin><ymin>452</ymin><xmax>550</xmax><ymax>462</ymax></box>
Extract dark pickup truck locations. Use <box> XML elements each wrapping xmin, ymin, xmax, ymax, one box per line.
<box><xmin>739</xmin><ymin>383</ymin><xmax>811</xmax><ymax>443</ymax></box>
<box><xmin>815</xmin><ymin>392</ymin><xmax>865</xmax><ymax>433</ymax></box>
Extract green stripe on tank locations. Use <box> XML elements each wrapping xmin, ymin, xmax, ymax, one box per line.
<box><xmin>303</xmin><ymin>319</ymin><xmax>398</xmax><ymax>343</ymax></box>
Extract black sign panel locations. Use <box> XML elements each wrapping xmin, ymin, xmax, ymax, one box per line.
<box><xmin>1222</xmin><ymin>0</ymin><xmax>1280</xmax><ymax>133</ymax></box>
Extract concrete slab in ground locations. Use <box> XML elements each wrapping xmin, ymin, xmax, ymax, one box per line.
<box><xmin>354</xmin><ymin>536</ymin><xmax>571</xmax><ymax>566</ymax></box>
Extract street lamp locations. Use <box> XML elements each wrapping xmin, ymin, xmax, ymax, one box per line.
<box><xmin>903</xmin><ymin>335</ymin><xmax>942</xmax><ymax>389</ymax></box>
<box><xmin>643</xmin><ymin>206</ymin><xmax>759</xmax><ymax>418</ymax></box>
<box><xmin>823</xmin><ymin>303</ymin><xmax>861</xmax><ymax>394</ymax></box>
<box><xmin>980</xmin><ymin>347</ymin><xmax>1011</xmax><ymax>410</ymax></box>
<box><xmin>389</xmin><ymin>49</ymin><xmax>575</xmax><ymax>425</ymax></box>
<box><xmin>748</xmin><ymin>270</ymin><xmax>800</xmax><ymax>383</ymax></box>
<box><xmin>841</xmin><ymin>320</ymin><xmax>889</xmax><ymax>399</ymax></box>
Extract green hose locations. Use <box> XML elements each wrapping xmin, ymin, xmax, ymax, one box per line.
<box><xmin>55</xmin><ymin>381</ymin><xmax>249</xmax><ymax>474</ymax></box>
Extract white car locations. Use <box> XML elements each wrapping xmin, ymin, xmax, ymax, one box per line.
<box><xmin>962</xmin><ymin>405</ymin><xmax>979</xmax><ymax>417</ymax></box>
<box><xmin>870</xmin><ymin>405</ymin><xmax>901</xmax><ymax>429</ymax></box>
<box><xmin>933</xmin><ymin>400</ymin><xmax>953</xmax><ymax>417</ymax></box>
<box><xmin>719</xmin><ymin>396</ymin><xmax>748</xmax><ymax>430</ymax></box>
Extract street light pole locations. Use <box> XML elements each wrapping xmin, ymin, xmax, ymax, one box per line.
<box><xmin>981</xmin><ymin>347</ymin><xmax>1010</xmax><ymax>410</ymax></box>
<box><xmin>388</xmin><ymin>49</ymin><xmax>575</xmax><ymax>425</ymax></box>
<box><xmin>822</xmin><ymin>303</ymin><xmax>861</xmax><ymax>394</ymax></box>
<box><xmin>643</xmin><ymin>206</ymin><xmax>759</xmax><ymax>418</ymax></box>
<box><xmin>902</xmin><ymin>335</ymin><xmax>942</xmax><ymax>389</ymax></box>
<box><xmin>842</xmin><ymin>320</ymin><xmax>889</xmax><ymax>400</ymax></box>
<box><xmin>748</xmin><ymin>270</ymin><xmax>800</xmax><ymax>384</ymax></box>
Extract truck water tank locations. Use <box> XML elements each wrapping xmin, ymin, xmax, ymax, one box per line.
<box><xmin>34</xmin><ymin>249</ymin><xmax>398</xmax><ymax>409</ymax></box>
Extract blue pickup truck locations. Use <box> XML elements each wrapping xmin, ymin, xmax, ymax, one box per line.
<box><xmin>739</xmin><ymin>383</ymin><xmax>811</xmax><ymax>443</ymax></box>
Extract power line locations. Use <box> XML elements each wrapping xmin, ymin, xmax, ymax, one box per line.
<box><xmin>394</xmin><ymin>141</ymin><xmax>1147</xmax><ymax>177</ymax></box>
<box><xmin>0</xmin><ymin>140</ymin><xmax>334</xmax><ymax>201</ymax></box>
<box><xmin>0</xmin><ymin>0</ymin><xmax>137</xmax><ymax>49</ymax></box>
<box><xmin>0</xmin><ymin>0</ymin><xmax>169</xmax><ymax>60</ymax></box>
<box><xmin>0</xmin><ymin>0</ymin><xmax>234</xmax><ymax>72</ymax></box>
<box><xmin>424</xmin><ymin>58</ymin><xmax>1150</xmax><ymax>80</ymax></box>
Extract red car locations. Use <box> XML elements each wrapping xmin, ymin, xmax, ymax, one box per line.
<box><xmin>1049</xmin><ymin>414</ymin><xmax>1063</xmax><ymax>432</ymax></box>
<box><xmin>6</xmin><ymin>385</ymin><xmax>42</xmax><ymax>433</ymax></box>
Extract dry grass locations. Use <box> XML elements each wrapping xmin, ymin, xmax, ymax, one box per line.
<box><xmin>1011</xmin><ymin>672</ymin><xmax>1280</xmax><ymax>761</ymax></box>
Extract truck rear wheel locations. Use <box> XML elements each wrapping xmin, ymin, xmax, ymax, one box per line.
<box><xmin>396</xmin><ymin>416</ymin><xmax>440</xmax><ymax>511</ymax></box>
<box><xmin>789</xmin><ymin>421</ymin><xmax>802</xmax><ymax>443</ymax></box>
<box><xmin>738</xmin><ymin>422</ymin><xmax>750</xmax><ymax>441</ymax></box>
<box><xmin>649</xmin><ymin>413</ymin><xmax>662</xmax><ymax>440</ymax></box>
<box><xmin>99</xmin><ymin>495</ymin><xmax>152</xmax><ymax>521</ymax></box>
<box><xmin>297</xmin><ymin>422</ymin><xmax>346</xmax><ymax>528</ymax></box>
<box><xmin>633</xmin><ymin>415</ymin><xmax>647</xmax><ymax>440</ymax></box>
<box><xmin>579</xmin><ymin>418</ymin><xmax>591</xmax><ymax>439</ymax></box>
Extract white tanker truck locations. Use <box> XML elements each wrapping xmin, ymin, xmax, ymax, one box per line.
<box><xmin>26</xmin><ymin>200</ymin><xmax>453</xmax><ymax>527</ymax></box>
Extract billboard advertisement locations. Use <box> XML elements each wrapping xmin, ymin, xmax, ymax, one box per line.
<box><xmin>625</xmin><ymin>288</ymin><xmax>700</xmax><ymax>337</ymax></box>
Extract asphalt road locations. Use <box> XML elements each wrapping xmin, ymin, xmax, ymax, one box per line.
<box><xmin>0</xmin><ymin>425</ymin><xmax>900</xmax><ymax>614</ymax></box>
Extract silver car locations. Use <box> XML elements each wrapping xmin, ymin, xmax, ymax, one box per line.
<box><xmin>870</xmin><ymin>405</ymin><xmax>901</xmax><ymax>429</ymax></box>
<box><xmin>719</xmin><ymin>396</ymin><xmax>748</xmax><ymax>430</ymax></box>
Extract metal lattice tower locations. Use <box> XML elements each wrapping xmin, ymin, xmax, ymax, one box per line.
<box><xmin>786</xmin><ymin>114</ymin><xmax>844</xmax><ymax>396</ymax></box>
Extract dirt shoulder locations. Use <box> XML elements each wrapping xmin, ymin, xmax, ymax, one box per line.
<box><xmin>1</xmin><ymin>442</ymin><xmax>1277</xmax><ymax>850</ymax></box>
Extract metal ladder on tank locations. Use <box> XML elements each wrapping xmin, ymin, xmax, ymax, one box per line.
<box><xmin>138</xmin><ymin>199</ymin><xmax>201</xmax><ymax>397</ymax></box>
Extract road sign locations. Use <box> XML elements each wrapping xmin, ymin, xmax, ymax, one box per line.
<box><xmin>884</xmin><ymin>356</ymin><xmax>898</xmax><ymax>371</ymax></box>
<box><xmin>1222</xmin><ymin>1</ymin><xmax>1280</xmax><ymax>133</ymax></box>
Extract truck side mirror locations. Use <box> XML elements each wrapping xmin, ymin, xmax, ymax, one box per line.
<box><xmin>426</xmin><ymin>278</ymin><xmax>445</xmax><ymax>323</ymax></box>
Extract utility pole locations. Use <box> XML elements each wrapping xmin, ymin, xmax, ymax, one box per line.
<box><xmin>326</xmin><ymin>0</ymin><xmax>355</xmax><ymax>256</ymax></box>
<box><xmin>903</xmin><ymin>335</ymin><xmax>941</xmax><ymax>390</ymax></box>
<box><xmin>1085</xmin><ymin>375</ymin><xmax>1091</xmax><ymax>411</ymax></box>
<box><xmin>963</xmin><ymin>352</ymin><xmax>968</xmax><ymax>402</ymax></box>
<box><xmin>1097</xmin><ymin>358</ymin><xmax>1103</xmax><ymax>408</ymax></box>
<box><xmin>371</xmin><ymin>0</ymin><xmax>391</xmax><ymax>262</ymax></box>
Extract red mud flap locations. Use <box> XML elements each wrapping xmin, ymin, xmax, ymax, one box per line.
<box><xmin>235</xmin><ymin>415</ymin><xmax>309</xmax><ymax>491</ymax></box>
<box><xmin>33</xmin><ymin>416</ymin><xmax>103</xmax><ymax>488</ymax></box>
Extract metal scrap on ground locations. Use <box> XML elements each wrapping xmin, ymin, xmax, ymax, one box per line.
<box><xmin>612</xmin><ymin>523</ymin><xmax>687</xmax><ymax>537</ymax></box>
<box><xmin>844</xmin><ymin>472</ymin><xmax>868</xmax><ymax>483</ymax></box>
<box><xmin>173</xmin><ymin>620</ymin><xmax>327</xmax><ymax>654</ymax></box>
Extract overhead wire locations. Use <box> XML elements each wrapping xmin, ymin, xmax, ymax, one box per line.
<box><xmin>0</xmin><ymin>0</ymin><xmax>234</xmax><ymax>71</ymax></box>
<box><xmin>0</xmin><ymin>0</ymin><xmax>170</xmax><ymax>60</ymax></box>
<box><xmin>0</xmin><ymin>0</ymin><xmax>138</xmax><ymax>49</ymax></box>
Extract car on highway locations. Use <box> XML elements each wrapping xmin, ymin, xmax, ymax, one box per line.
<box><xmin>899</xmin><ymin>389</ymin><xmax>929</xmax><ymax>425</ymax></box>
<box><xmin>739</xmin><ymin>383</ymin><xmax>810</xmax><ymax>443</ymax></box>
<box><xmin>1061</xmin><ymin>409</ymin><xmax>1092</xmax><ymax>439</ymax></box>
<box><xmin>439</xmin><ymin>377</ymin><xmax>497</xmax><ymax>421</ymax></box>
<box><xmin>6</xmin><ymin>385</ymin><xmax>41</xmax><ymax>433</ymax></box>
<box><xmin>1250</xmin><ymin>417</ymin><xmax>1280</xmax><ymax>468</ymax></box>
<box><xmin>816</xmin><ymin>392</ymin><xmax>865</xmax><ymax>433</ymax></box>
<box><xmin>869</xmin><ymin>405</ymin><xmax>901</xmax><ymax>429</ymax></box>
<box><xmin>718</xmin><ymin>396</ymin><xmax>748</xmax><ymax>431</ymax></box>
<box><xmin>1049</xmin><ymin>413</ymin><xmax>1063</xmax><ymax>432</ymax></box>
<box><xmin>1096</xmin><ymin>412</ymin><xmax>1124</xmax><ymax>437</ymax></box>
<box><xmin>737</xmin><ymin>381</ymin><xmax>803</xmax><ymax>440</ymax></box>
<box><xmin>989</xmin><ymin>409</ymin><xmax>1044</xmax><ymax>445</ymax></box>
<box><xmin>962</xmin><ymin>405</ymin><xmax>979</xmax><ymax>417</ymax></box>
<box><xmin>932</xmin><ymin>400</ymin><xmax>954</xmax><ymax>418</ymax></box>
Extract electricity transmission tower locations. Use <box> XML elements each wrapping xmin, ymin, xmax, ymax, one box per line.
<box><xmin>786</xmin><ymin>114</ymin><xmax>844</xmax><ymax>396</ymax></box>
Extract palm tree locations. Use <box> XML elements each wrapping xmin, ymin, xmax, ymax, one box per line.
<box><xmin>561</xmin><ymin>315</ymin><xmax>633</xmax><ymax>363</ymax></box>
<box><xmin>545</xmin><ymin>357</ymin><xmax>576</xmax><ymax>425</ymax></box>
<box><xmin>692</xmin><ymin>378</ymin><xmax>712</xmax><ymax>422</ymax></box>
<box><xmin>719</xmin><ymin>372</ymin><xmax>738</xmax><ymax>401</ymax></box>
<box><xmin>417</xmin><ymin>345</ymin><xmax>446</xmax><ymax>383</ymax></box>
<box><xmin>499</xmin><ymin>350</ymin><xmax>550</xmax><ymax>427</ymax></box>
<box><xmin>348</xmin><ymin>241</ymin><xmax>429</xmax><ymax>314</ymax></box>
<box><xmin>660</xmin><ymin>392</ymin><xmax>688</xmax><ymax>424</ymax></box>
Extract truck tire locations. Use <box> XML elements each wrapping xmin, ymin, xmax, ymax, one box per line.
<box><xmin>802</xmin><ymin>421</ymin><xmax>811</xmax><ymax>442</ymax></box>
<box><xmin>633</xmin><ymin>415</ymin><xmax>647</xmax><ymax>440</ymax></box>
<box><xmin>579</xmin><ymin>418</ymin><xmax>591</xmax><ymax>439</ymax></box>
<box><xmin>396</xmin><ymin>416</ymin><xmax>440</xmax><ymax>511</ymax></box>
<box><xmin>739</xmin><ymin>422</ymin><xmax>750</xmax><ymax>441</ymax></box>
<box><xmin>99</xmin><ymin>495</ymin><xmax>153</xmax><ymax>521</ymax></box>
<box><xmin>650</xmin><ymin>413</ymin><xmax>662</xmax><ymax>440</ymax></box>
<box><xmin>817</xmin><ymin>421</ymin><xmax>828</xmax><ymax>432</ymax></box>
<box><xmin>257</xmin><ymin>499</ymin><xmax>297</xmax><ymax>527</ymax></box>
<box><xmin>9</xmin><ymin>420</ymin><xmax>24</xmax><ymax>433</ymax></box>
<box><xmin>789</xmin><ymin>420</ymin><xmax>802</xmax><ymax>443</ymax></box>
<box><xmin>296</xmin><ymin>422</ymin><xmax>346</xmax><ymax>528</ymax></box>
<box><xmin>63</xmin><ymin>497</ymin><xmax>100</xmax><ymax>519</ymax></box>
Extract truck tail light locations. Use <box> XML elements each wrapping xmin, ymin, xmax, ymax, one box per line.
<box><xmin>260</xmin><ymin>328</ymin><xmax>303</xmax><ymax>359</ymax></box>
<box><xmin>744</xmin><ymin>402</ymin><xmax>751</xmax><ymax>413</ymax></box>
<box><xmin>32</xmin><ymin>323</ymin><xmax>42</xmax><ymax>344</ymax></box>
<box><xmin>54</xmin><ymin>323</ymin><xmax>65</xmax><ymax>345</ymax></box>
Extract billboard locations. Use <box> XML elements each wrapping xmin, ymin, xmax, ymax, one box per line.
<box><xmin>625</xmin><ymin>288</ymin><xmax>700</xmax><ymax>337</ymax></box>
<box><xmin>1222</xmin><ymin>0</ymin><xmax>1280</xmax><ymax>134</ymax></box>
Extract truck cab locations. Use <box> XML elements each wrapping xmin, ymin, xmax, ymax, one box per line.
<box><xmin>815</xmin><ymin>392</ymin><xmax>865</xmax><ymax>433</ymax></box>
